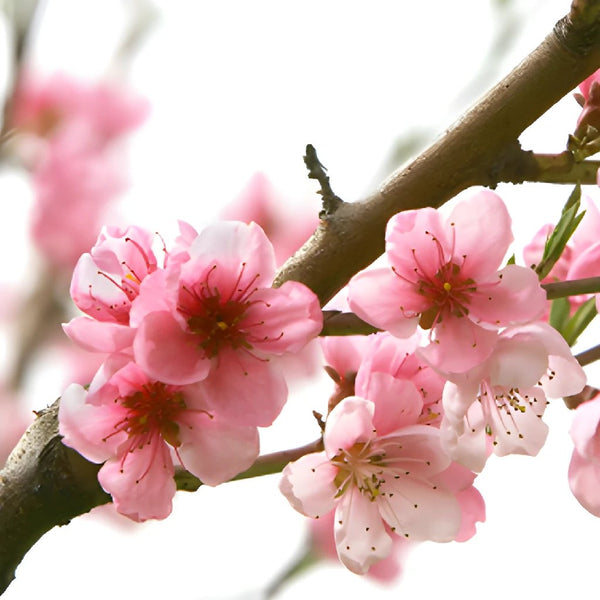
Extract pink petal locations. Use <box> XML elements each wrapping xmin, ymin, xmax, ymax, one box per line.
<box><xmin>488</xmin><ymin>335</ymin><xmax>549</xmax><ymax>390</ymax></box>
<box><xmin>334</xmin><ymin>487</ymin><xmax>393</xmax><ymax>575</ymax></box>
<box><xmin>63</xmin><ymin>317</ymin><xmax>135</xmax><ymax>353</ymax></box>
<box><xmin>247</xmin><ymin>282</ymin><xmax>322</xmax><ymax>355</ymax></box>
<box><xmin>441</xmin><ymin>382</ymin><xmax>490</xmax><ymax>472</ymax></box>
<box><xmin>187</xmin><ymin>221</ymin><xmax>276</xmax><ymax>292</ymax></box>
<box><xmin>385</xmin><ymin>208</ymin><xmax>451</xmax><ymax>281</ymax></box>
<box><xmin>320</xmin><ymin>335</ymin><xmax>370</xmax><ymax>379</ymax></box>
<box><xmin>279</xmin><ymin>452</ymin><xmax>338</xmax><ymax>518</ymax></box>
<box><xmin>487</xmin><ymin>386</ymin><xmax>549</xmax><ymax>458</ymax></box>
<box><xmin>380</xmin><ymin>425</ymin><xmax>452</xmax><ymax>477</ymax></box>
<box><xmin>98</xmin><ymin>441</ymin><xmax>176</xmax><ymax>522</ymax></box>
<box><xmin>178</xmin><ymin>413</ymin><xmax>259</xmax><ymax>486</ymax></box>
<box><xmin>378</xmin><ymin>476</ymin><xmax>461</xmax><ymax>542</ymax></box>
<box><xmin>501</xmin><ymin>322</ymin><xmax>587</xmax><ymax>397</ymax></box>
<box><xmin>454</xmin><ymin>485</ymin><xmax>486</xmax><ymax>542</ymax></box>
<box><xmin>324</xmin><ymin>397</ymin><xmax>376</xmax><ymax>458</ymax></box>
<box><xmin>470</xmin><ymin>264</ymin><xmax>546</xmax><ymax>325</ymax></box>
<box><xmin>58</xmin><ymin>383</ymin><xmax>127</xmax><ymax>462</ymax></box>
<box><xmin>355</xmin><ymin>372</ymin><xmax>423</xmax><ymax>434</ymax></box>
<box><xmin>418</xmin><ymin>317</ymin><xmax>498</xmax><ymax>373</ymax></box>
<box><xmin>201</xmin><ymin>349</ymin><xmax>287</xmax><ymax>427</ymax></box>
<box><xmin>568</xmin><ymin>448</ymin><xmax>600</xmax><ymax>517</ymax></box>
<box><xmin>570</xmin><ymin>396</ymin><xmax>600</xmax><ymax>457</ymax></box>
<box><xmin>347</xmin><ymin>269</ymin><xmax>421</xmax><ymax>337</ymax></box>
<box><xmin>133</xmin><ymin>311</ymin><xmax>211</xmax><ymax>385</ymax></box>
<box><xmin>449</xmin><ymin>190</ymin><xmax>513</xmax><ymax>279</ymax></box>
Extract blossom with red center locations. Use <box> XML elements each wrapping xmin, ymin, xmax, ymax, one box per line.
<box><xmin>348</xmin><ymin>191</ymin><xmax>546</xmax><ymax>373</ymax></box>
<box><xmin>130</xmin><ymin>221</ymin><xmax>323</xmax><ymax>427</ymax></box>
<box><xmin>59</xmin><ymin>358</ymin><xmax>258</xmax><ymax>521</ymax></box>
<box><xmin>279</xmin><ymin>374</ymin><xmax>466</xmax><ymax>575</ymax></box>
<box><xmin>440</xmin><ymin>322</ymin><xmax>586</xmax><ymax>472</ymax></box>
<box><xmin>63</xmin><ymin>225</ymin><xmax>161</xmax><ymax>354</ymax></box>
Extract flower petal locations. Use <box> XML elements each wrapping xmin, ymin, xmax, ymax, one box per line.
<box><xmin>334</xmin><ymin>487</ymin><xmax>393</xmax><ymax>575</ymax></box>
<box><xmin>449</xmin><ymin>190</ymin><xmax>513</xmax><ymax>279</ymax></box>
<box><xmin>324</xmin><ymin>397</ymin><xmax>376</xmax><ymax>458</ymax></box>
<box><xmin>348</xmin><ymin>269</ymin><xmax>421</xmax><ymax>337</ymax></box>
<box><xmin>98</xmin><ymin>440</ymin><xmax>176</xmax><ymax>522</ymax></box>
<box><xmin>133</xmin><ymin>310</ymin><xmax>211</xmax><ymax>385</ymax></box>
<box><xmin>178</xmin><ymin>413</ymin><xmax>259</xmax><ymax>486</ymax></box>
<box><xmin>279</xmin><ymin>452</ymin><xmax>338</xmax><ymax>518</ymax></box>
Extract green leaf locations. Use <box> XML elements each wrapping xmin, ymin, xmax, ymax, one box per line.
<box><xmin>548</xmin><ymin>296</ymin><xmax>571</xmax><ymax>333</ymax></box>
<box><xmin>535</xmin><ymin>184</ymin><xmax>585</xmax><ymax>281</ymax></box>
<box><xmin>562</xmin><ymin>297</ymin><xmax>598</xmax><ymax>347</ymax></box>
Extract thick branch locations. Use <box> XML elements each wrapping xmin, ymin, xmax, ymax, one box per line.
<box><xmin>274</xmin><ymin>6</ymin><xmax>600</xmax><ymax>304</ymax></box>
<box><xmin>3</xmin><ymin>3</ymin><xmax>600</xmax><ymax>594</ymax></box>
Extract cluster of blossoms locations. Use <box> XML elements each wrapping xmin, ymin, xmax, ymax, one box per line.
<box><xmin>279</xmin><ymin>190</ymin><xmax>587</xmax><ymax>575</ymax></box>
<box><xmin>9</xmin><ymin>72</ymin><xmax>148</xmax><ymax>269</ymax></box>
<box><xmin>59</xmin><ymin>220</ymin><xmax>322</xmax><ymax>520</ymax></box>
<box><xmin>59</xmin><ymin>187</ymin><xmax>589</xmax><ymax>576</ymax></box>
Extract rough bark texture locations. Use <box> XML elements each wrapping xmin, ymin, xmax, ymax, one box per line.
<box><xmin>0</xmin><ymin>402</ymin><xmax>110</xmax><ymax>593</ymax></box>
<box><xmin>2</xmin><ymin>1</ymin><xmax>600</xmax><ymax>594</ymax></box>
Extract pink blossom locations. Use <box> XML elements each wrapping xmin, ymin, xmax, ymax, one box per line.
<box><xmin>348</xmin><ymin>191</ymin><xmax>546</xmax><ymax>373</ymax></box>
<box><xmin>321</xmin><ymin>332</ymin><xmax>445</xmax><ymax>418</ymax></box>
<box><xmin>440</xmin><ymin>322</ymin><xmax>586</xmax><ymax>472</ymax></box>
<box><xmin>59</xmin><ymin>358</ymin><xmax>258</xmax><ymax>521</ymax></box>
<box><xmin>63</xmin><ymin>224</ymin><xmax>160</xmax><ymax>354</ymax></box>
<box><xmin>30</xmin><ymin>133</ymin><xmax>127</xmax><ymax>269</ymax></box>
<box><xmin>131</xmin><ymin>221</ymin><xmax>323</xmax><ymax>427</ymax></box>
<box><xmin>11</xmin><ymin>71</ymin><xmax>148</xmax><ymax>147</ymax></box>
<box><xmin>523</xmin><ymin>196</ymin><xmax>600</xmax><ymax>315</ymax></box>
<box><xmin>568</xmin><ymin>394</ymin><xmax>600</xmax><ymax>516</ymax></box>
<box><xmin>279</xmin><ymin>378</ymin><xmax>463</xmax><ymax>575</ymax></box>
<box><xmin>12</xmin><ymin>72</ymin><xmax>149</xmax><ymax>270</ymax></box>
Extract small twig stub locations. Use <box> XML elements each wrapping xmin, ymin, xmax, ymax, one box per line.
<box><xmin>303</xmin><ymin>144</ymin><xmax>344</xmax><ymax>217</ymax></box>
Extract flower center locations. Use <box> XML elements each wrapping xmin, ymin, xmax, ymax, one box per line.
<box><xmin>107</xmin><ymin>382</ymin><xmax>187</xmax><ymax>449</ymax></box>
<box><xmin>177</xmin><ymin>263</ymin><xmax>263</xmax><ymax>358</ymax></box>
<box><xmin>415</xmin><ymin>259</ymin><xmax>477</xmax><ymax>329</ymax></box>
<box><xmin>332</xmin><ymin>441</ymin><xmax>387</xmax><ymax>501</ymax></box>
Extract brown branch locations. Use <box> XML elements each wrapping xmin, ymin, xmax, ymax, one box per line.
<box><xmin>3</xmin><ymin>2</ymin><xmax>600</xmax><ymax>594</ymax></box>
<box><xmin>495</xmin><ymin>150</ymin><xmax>600</xmax><ymax>184</ymax></box>
<box><xmin>575</xmin><ymin>342</ymin><xmax>600</xmax><ymax>366</ymax></box>
<box><xmin>274</xmin><ymin>5</ymin><xmax>600</xmax><ymax>304</ymax></box>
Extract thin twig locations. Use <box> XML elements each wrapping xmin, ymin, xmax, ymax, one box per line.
<box><xmin>303</xmin><ymin>144</ymin><xmax>344</xmax><ymax>217</ymax></box>
<box><xmin>543</xmin><ymin>277</ymin><xmax>600</xmax><ymax>299</ymax></box>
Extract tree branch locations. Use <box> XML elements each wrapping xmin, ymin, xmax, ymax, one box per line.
<box><xmin>543</xmin><ymin>276</ymin><xmax>600</xmax><ymax>298</ymax></box>
<box><xmin>274</xmin><ymin>4</ymin><xmax>600</xmax><ymax>303</ymax></box>
<box><xmin>495</xmin><ymin>151</ymin><xmax>600</xmax><ymax>184</ymax></box>
<box><xmin>3</xmin><ymin>2</ymin><xmax>600</xmax><ymax>594</ymax></box>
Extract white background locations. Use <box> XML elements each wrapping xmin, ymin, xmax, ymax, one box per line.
<box><xmin>2</xmin><ymin>1</ymin><xmax>600</xmax><ymax>599</ymax></box>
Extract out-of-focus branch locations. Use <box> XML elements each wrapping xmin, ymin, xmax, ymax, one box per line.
<box><xmin>2</xmin><ymin>1</ymin><xmax>600</xmax><ymax>594</ymax></box>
